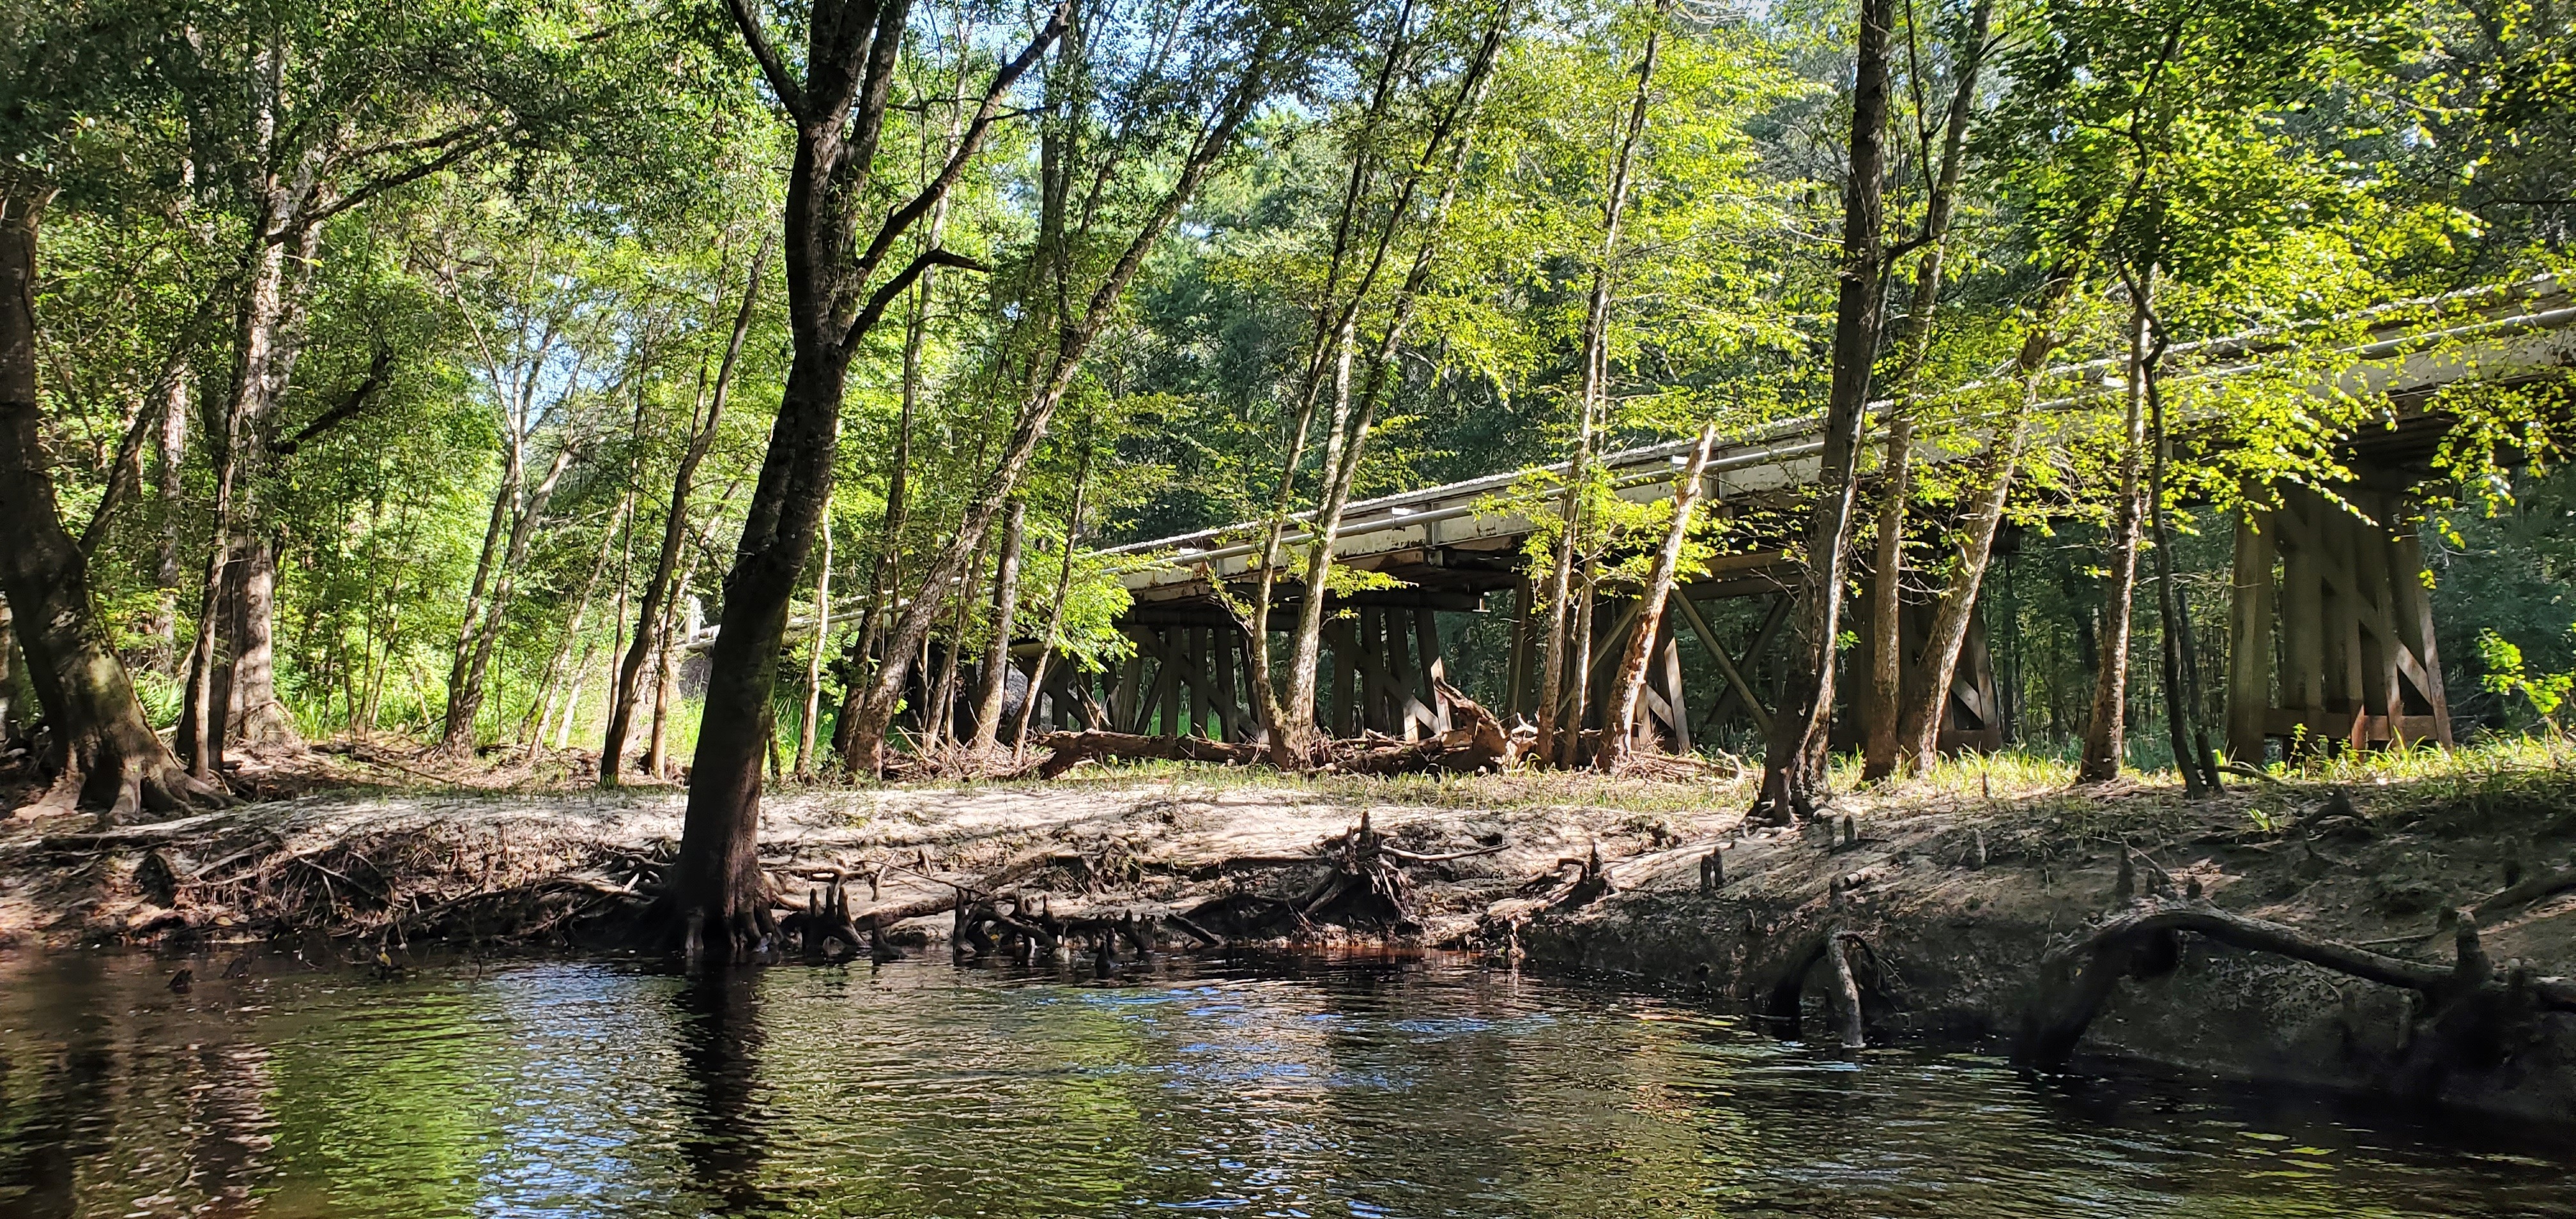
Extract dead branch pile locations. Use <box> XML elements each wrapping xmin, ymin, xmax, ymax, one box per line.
<box><xmin>28</xmin><ymin>809</ymin><xmax>659</xmax><ymax>946</ymax></box>
<box><xmin>1034</xmin><ymin>681</ymin><xmax>1529</xmax><ymax>779</ymax></box>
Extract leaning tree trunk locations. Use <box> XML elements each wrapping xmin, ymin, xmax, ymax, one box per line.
<box><xmin>1753</xmin><ymin>0</ymin><xmax>1894</xmax><ymax>824</ymax></box>
<box><xmin>1600</xmin><ymin>423</ymin><xmax>1717</xmax><ymax>769</ymax></box>
<box><xmin>0</xmin><ymin>193</ymin><xmax>222</xmax><ymax>820</ymax></box>
<box><xmin>1890</xmin><ymin>273</ymin><xmax>2075</xmax><ymax>774</ymax></box>
<box><xmin>441</xmin><ymin>444</ymin><xmax>574</xmax><ymax>756</ymax></box>
<box><xmin>1537</xmin><ymin>2</ymin><xmax>1664</xmax><ymax>767</ymax></box>
<box><xmin>838</xmin><ymin>33</ymin><xmax>1276</xmax><ymax>774</ymax></box>
<box><xmin>2080</xmin><ymin>279</ymin><xmax>2154</xmax><ymax>784</ymax></box>
<box><xmin>1860</xmin><ymin>0</ymin><xmax>1989</xmax><ymax>782</ymax></box>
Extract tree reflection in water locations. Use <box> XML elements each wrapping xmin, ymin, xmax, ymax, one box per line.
<box><xmin>673</xmin><ymin>967</ymin><xmax>769</xmax><ymax>1215</ymax></box>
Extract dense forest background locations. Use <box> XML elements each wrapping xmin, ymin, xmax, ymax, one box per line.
<box><xmin>4</xmin><ymin>0</ymin><xmax>2572</xmax><ymax>786</ymax></box>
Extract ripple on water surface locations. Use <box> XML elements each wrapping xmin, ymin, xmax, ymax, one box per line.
<box><xmin>0</xmin><ymin>949</ymin><xmax>2568</xmax><ymax>1218</ymax></box>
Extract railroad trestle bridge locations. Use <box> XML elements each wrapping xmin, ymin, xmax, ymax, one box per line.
<box><xmin>981</xmin><ymin>278</ymin><xmax>2576</xmax><ymax>763</ymax></box>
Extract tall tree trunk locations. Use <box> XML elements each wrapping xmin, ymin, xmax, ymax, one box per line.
<box><xmin>1752</xmin><ymin>0</ymin><xmax>1896</xmax><ymax>824</ymax></box>
<box><xmin>1889</xmin><ymin>273</ymin><xmax>2076</xmax><ymax>772</ymax></box>
<box><xmin>604</xmin><ymin>241</ymin><xmax>766</xmax><ymax>784</ymax></box>
<box><xmin>1246</xmin><ymin>5</ymin><xmax>1416</xmax><ymax>752</ymax></box>
<box><xmin>837</xmin><ymin>33</ymin><xmax>1278</xmax><ymax>776</ymax></box>
<box><xmin>1563</xmin><ymin>553</ymin><xmax>1597</xmax><ymax>767</ymax></box>
<box><xmin>2145</xmin><ymin>323</ymin><xmax>2216</xmax><ymax>793</ymax></box>
<box><xmin>1601</xmin><ymin>424</ymin><xmax>1717</xmax><ymax>769</ymax></box>
<box><xmin>1538</xmin><ymin>0</ymin><xmax>1666</xmax><ymax>767</ymax></box>
<box><xmin>179</xmin><ymin>220</ymin><xmax>318</xmax><ymax>773</ymax></box>
<box><xmin>186</xmin><ymin>208</ymin><xmax>321</xmax><ymax>756</ymax></box>
<box><xmin>0</xmin><ymin>599</ymin><xmax>23</xmax><ymax>749</ymax></box>
<box><xmin>0</xmin><ymin>192</ymin><xmax>222</xmax><ymax>818</ymax></box>
<box><xmin>841</xmin><ymin>26</ymin><xmax>979</xmax><ymax>771</ymax></box>
<box><xmin>2080</xmin><ymin>277</ymin><xmax>2155</xmax><ymax>783</ymax></box>
<box><xmin>1273</xmin><ymin>10</ymin><xmax>1501</xmax><ymax>761</ymax></box>
<box><xmin>1860</xmin><ymin>0</ymin><xmax>1989</xmax><ymax>781</ymax></box>
<box><xmin>968</xmin><ymin>499</ymin><xmax>1028</xmax><ymax>753</ymax></box>
<box><xmin>226</xmin><ymin>535</ymin><xmax>291</xmax><ymax>743</ymax></box>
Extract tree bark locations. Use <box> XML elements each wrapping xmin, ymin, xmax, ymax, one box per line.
<box><xmin>0</xmin><ymin>192</ymin><xmax>222</xmax><ymax>819</ymax></box>
<box><xmin>1601</xmin><ymin>424</ymin><xmax>1717</xmax><ymax>769</ymax></box>
<box><xmin>674</xmin><ymin>0</ymin><xmax>1071</xmax><ymax>962</ymax></box>
<box><xmin>1752</xmin><ymin>0</ymin><xmax>1896</xmax><ymax>824</ymax></box>
<box><xmin>2080</xmin><ymin>276</ymin><xmax>2153</xmax><ymax>783</ymax></box>
<box><xmin>1861</xmin><ymin>0</ymin><xmax>1989</xmax><ymax>781</ymax></box>
<box><xmin>604</xmin><ymin>240</ymin><xmax>767</xmax><ymax>785</ymax></box>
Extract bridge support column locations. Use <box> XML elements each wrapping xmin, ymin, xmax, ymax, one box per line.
<box><xmin>2226</xmin><ymin>485</ymin><xmax>2451</xmax><ymax>762</ymax></box>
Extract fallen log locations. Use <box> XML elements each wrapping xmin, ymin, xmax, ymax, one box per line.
<box><xmin>2018</xmin><ymin>897</ymin><xmax>2576</xmax><ymax>1072</ymax></box>
<box><xmin>1032</xmin><ymin>680</ymin><xmax>1526</xmax><ymax>779</ymax></box>
<box><xmin>1032</xmin><ymin>731</ymin><xmax>1261</xmax><ymax>779</ymax></box>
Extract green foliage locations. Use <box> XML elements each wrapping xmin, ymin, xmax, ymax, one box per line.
<box><xmin>8</xmin><ymin>0</ymin><xmax>2573</xmax><ymax>773</ymax></box>
<box><xmin>2477</xmin><ymin>627</ymin><xmax>2574</xmax><ymax>729</ymax></box>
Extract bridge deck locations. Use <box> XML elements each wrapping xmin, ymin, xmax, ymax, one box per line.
<box><xmin>1108</xmin><ymin>275</ymin><xmax>2576</xmax><ymax>618</ymax></box>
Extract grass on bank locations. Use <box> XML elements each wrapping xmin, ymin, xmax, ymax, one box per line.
<box><xmin>804</xmin><ymin>732</ymin><xmax>2576</xmax><ymax>831</ymax></box>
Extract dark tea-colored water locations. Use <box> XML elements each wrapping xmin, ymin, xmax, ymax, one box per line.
<box><xmin>1</xmin><ymin>949</ymin><xmax>2567</xmax><ymax>1217</ymax></box>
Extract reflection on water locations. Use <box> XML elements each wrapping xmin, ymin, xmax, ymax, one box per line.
<box><xmin>1</xmin><ymin>949</ymin><xmax>2568</xmax><ymax>1217</ymax></box>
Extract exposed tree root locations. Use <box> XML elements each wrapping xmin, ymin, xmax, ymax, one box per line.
<box><xmin>1758</xmin><ymin>926</ymin><xmax>1883</xmax><ymax>1046</ymax></box>
<box><xmin>2018</xmin><ymin>895</ymin><xmax>2576</xmax><ymax>1084</ymax></box>
<box><xmin>24</xmin><ymin>745</ymin><xmax>230</xmax><ymax>824</ymax></box>
<box><xmin>2474</xmin><ymin>864</ymin><xmax>2576</xmax><ymax>921</ymax></box>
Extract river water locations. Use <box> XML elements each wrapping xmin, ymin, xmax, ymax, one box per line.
<box><xmin>0</xmin><ymin>949</ymin><xmax>2566</xmax><ymax>1218</ymax></box>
